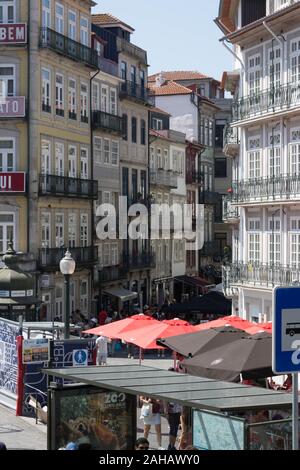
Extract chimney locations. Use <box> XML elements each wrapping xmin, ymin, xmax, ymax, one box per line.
<box><xmin>155</xmin><ymin>72</ymin><xmax>166</xmax><ymax>87</ymax></box>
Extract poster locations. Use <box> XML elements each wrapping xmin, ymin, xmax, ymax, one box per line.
<box><xmin>23</xmin><ymin>338</ymin><xmax>50</xmax><ymax>364</ymax></box>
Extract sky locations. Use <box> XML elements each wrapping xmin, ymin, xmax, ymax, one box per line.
<box><xmin>92</xmin><ymin>0</ymin><xmax>232</xmax><ymax>81</ymax></box>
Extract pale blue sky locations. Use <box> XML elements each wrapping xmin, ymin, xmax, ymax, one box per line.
<box><xmin>92</xmin><ymin>0</ymin><xmax>231</xmax><ymax>81</ymax></box>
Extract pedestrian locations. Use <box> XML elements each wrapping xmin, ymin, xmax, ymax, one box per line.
<box><xmin>139</xmin><ymin>396</ymin><xmax>164</xmax><ymax>449</ymax></box>
<box><xmin>95</xmin><ymin>335</ymin><xmax>110</xmax><ymax>365</ymax></box>
<box><xmin>0</xmin><ymin>442</ymin><xmax>7</xmax><ymax>450</ymax></box>
<box><xmin>135</xmin><ymin>437</ymin><xmax>149</xmax><ymax>450</ymax></box>
<box><xmin>98</xmin><ymin>307</ymin><xmax>108</xmax><ymax>325</ymax></box>
<box><xmin>164</xmin><ymin>401</ymin><xmax>183</xmax><ymax>450</ymax></box>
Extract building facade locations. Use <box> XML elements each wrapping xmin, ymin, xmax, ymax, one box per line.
<box><xmin>217</xmin><ymin>0</ymin><xmax>300</xmax><ymax>321</ymax></box>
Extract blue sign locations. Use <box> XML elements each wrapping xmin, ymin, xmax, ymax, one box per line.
<box><xmin>273</xmin><ymin>287</ymin><xmax>300</xmax><ymax>373</ymax></box>
<box><xmin>73</xmin><ymin>349</ymin><xmax>88</xmax><ymax>367</ymax></box>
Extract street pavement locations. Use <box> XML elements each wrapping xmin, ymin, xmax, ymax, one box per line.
<box><xmin>0</xmin><ymin>357</ymin><xmax>174</xmax><ymax>450</ymax></box>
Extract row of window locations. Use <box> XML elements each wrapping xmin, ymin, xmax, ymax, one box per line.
<box><xmin>41</xmin><ymin>211</ymin><xmax>89</xmax><ymax>249</ymax></box>
<box><xmin>94</xmin><ymin>137</ymin><xmax>119</xmax><ymax>166</ymax></box>
<box><xmin>247</xmin><ymin>231</ymin><xmax>300</xmax><ymax>265</ymax></box>
<box><xmin>42</xmin><ymin>68</ymin><xmax>88</xmax><ymax>121</ymax></box>
<box><xmin>92</xmin><ymin>82</ymin><xmax>117</xmax><ymax>115</ymax></box>
<box><xmin>150</xmin><ymin>146</ymin><xmax>184</xmax><ymax>174</ymax></box>
<box><xmin>43</xmin><ymin>278</ymin><xmax>89</xmax><ymax>319</ymax></box>
<box><xmin>122</xmin><ymin>115</ymin><xmax>146</xmax><ymax>145</ymax></box>
<box><xmin>98</xmin><ymin>243</ymin><xmax>119</xmax><ymax>267</ymax></box>
<box><xmin>41</xmin><ymin>139</ymin><xmax>89</xmax><ymax>179</ymax></box>
<box><xmin>246</xmin><ymin>143</ymin><xmax>300</xmax><ymax>178</ymax></box>
<box><xmin>200</xmin><ymin>117</ymin><xmax>214</xmax><ymax>147</ymax></box>
<box><xmin>42</xmin><ymin>0</ymin><xmax>90</xmax><ymax>46</ymax></box>
<box><xmin>121</xmin><ymin>61</ymin><xmax>146</xmax><ymax>88</ymax></box>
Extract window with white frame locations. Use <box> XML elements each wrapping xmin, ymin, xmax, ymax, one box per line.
<box><xmin>290</xmin><ymin>38</ymin><xmax>300</xmax><ymax>85</ymax></box>
<box><xmin>80</xmin><ymin>213</ymin><xmax>88</xmax><ymax>246</ymax></box>
<box><xmin>42</xmin><ymin>68</ymin><xmax>51</xmax><ymax>110</ymax></box>
<box><xmin>289</xmin><ymin>142</ymin><xmax>300</xmax><ymax>174</ymax></box>
<box><xmin>100</xmin><ymin>85</ymin><xmax>108</xmax><ymax>113</ymax></box>
<box><xmin>209</xmin><ymin>120</ymin><xmax>213</xmax><ymax>147</ymax></box>
<box><xmin>290</xmin><ymin>219</ymin><xmax>300</xmax><ymax>267</ymax></box>
<box><xmin>55</xmin><ymin>73</ymin><xmax>64</xmax><ymax>114</ymax></box>
<box><xmin>150</xmin><ymin>147</ymin><xmax>155</xmax><ymax>169</ymax></box>
<box><xmin>269</xmin><ymin>46</ymin><xmax>281</xmax><ymax>88</ymax></box>
<box><xmin>92</xmin><ymin>82</ymin><xmax>99</xmax><ymax>110</ymax></box>
<box><xmin>164</xmin><ymin>149</ymin><xmax>169</xmax><ymax>170</ymax></box>
<box><xmin>55</xmin><ymin>3</ymin><xmax>64</xmax><ymax>34</ymax></box>
<box><xmin>248</xmin><ymin>218</ymin><xmax>260</xmax><ymax>263</ymax></box>
<box><xmin>0</xmin><ymin>139</ymin><xmax>14</xmax><ymax>172</ymax></box>
<box><xmin>103</xmin><ymin>139</ymin><xmax>110</xmax><ymax>164</ymax></box>
<box><xmin>80</xmin><ymin>83</ymin><xmax>88</xmax><ymax>120</ymax></box>
<box><xmin>157</xmin><ymin>148</ymin><xmax>163</xmax><ymax>169</ymax></box>
<box><xmin>68</xmin><ymin>78</ymin><xmax>76</xmax><ymax>117</ymax></box>
<box><xmin>41</xmin><ymin>140</ymin><xmax>51</xmax><ymax>174</ymax></box>
<box><xmin>0</xmin><ymin>0</ymin><xmax>15</xmax><ymax>23</ymax></box>
<box><xmin>152</xmin><ymin>118</ymin><xmax>163</xmax><ymax>130</ymax></box>
<box><xmin>55</xmin><ymin>142</ymin><xmax>64</xmax><ymax>176</ymax></box>
<box><xmin>248</xmin><ymin>150</ymin><xmax>261</xmax><ymax>178</ymax></box>
<box><xmin>55</xmin><ymin>213</ymin><xmax>64</xmax><ymax>248</ymax></box>
<box><xmin>248</xmin><ymin>54</ymin><xmax>261</xmax><ymax>95</ymax></box>
<box><xmin>80</xmin><ymin>16</ymin><xmax>88</xmax><ymax>46</ymax></box>
<box><xmin>42</xmin><ymin>0</ymin><xmax>51</xmax><ymax>28</ymax></box>
<box><xmin>68</xmin><ymin>145</ymin><xmax>77</xmax><ymax>177</ymax></box>
<box><xmin>80</xmin><ymin>147</ymin><xmax>88</xmax><ymax>179</ymax></box>
<box><xmin>41</xmin><ymin>212</ymin><xmax>51</xmax><ymax>248</ymax></box>
<box><xmin>103</xmin><ymin>243</ymin><xmax>110</xmax><ymax>266</ymax></box>
<box><xmin>68</xmin><ymin>10</ymin><xmax>76</xmax><ymax>40</ymax></box>
<box><xmin>80</xmin><ymin>280</ymin><xmax>88</xmax><ymax>314</ymax></box>
<box><xmin>68</xmin><ymin>213</ymin><xmax>76</xmax><ymax>247</ymax></box>
<box><xmin>268</xmin><ymin>147</ymin><xmax>281</xmax><ymax>176</ymax></box>
<box><xmin>0</xmin><ymin>213</ymin><xmax>15</xmax><ymax>254</ymax></box>
<box><xmin>0</xmin><ymin>65</ymin><xmax>14</xmax><ymax>98</ymax></box>
<box><xmin>110</xmin><ymin>88</ymin><xmax>117</xmax><ymax>115</ymax></box>
<box><xmin>111</xmin><ymin>243</ymin><xmax>118</xmax><ymax>265</ymax></box>
<box><xmin>111</xmin><ymin>140</ymin><xmax>119</xmax><ymax>165</ymax></box>
<box><xmin>94</xmin><ymin>137</ymin><xmax>102</xmax><ymax>163</ymax></box>
<box><xmin>268</xmin><ymin>217</ymin><xmax>281</xmax><ymax>264</ymax></box>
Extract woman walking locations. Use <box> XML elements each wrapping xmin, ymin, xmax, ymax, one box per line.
<box><xmin>139</xmin><ymin>396</ymin><xmax>164</xmax><ymax>449</ymax></box>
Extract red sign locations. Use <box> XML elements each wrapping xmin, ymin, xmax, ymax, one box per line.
<box><xmin>0</xmin><ymin>173</ymin><xmax>26</xmax><ymax>193</ymax></box>
<box><xmin>0</xmin><ymin>97</ymin><xmax>25</xmax><ymax>118</ymax></box>
<box><xmin>0</xmin><ymin>23</ymin><xmax>27</xmax><ymax>44</ymax></box>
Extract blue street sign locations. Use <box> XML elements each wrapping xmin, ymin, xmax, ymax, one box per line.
<box><xmin>273</xmin><ymin>286</ymin><xmax>300</xmax><ymax>374</ymax></box>
<box><xmin>73</xmin><ymin>349</ymin><xmax>88</xmax><ymax>367</ymax></box>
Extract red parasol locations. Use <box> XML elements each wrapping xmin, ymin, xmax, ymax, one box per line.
<box><xmin>245</xmin><ymin>322</ymin><xmax>272</xmax><ymax>335</ymax></box>
<box><xmin>194</xmin><ymin>315</ymin><xmax>256</xmax><ymax>333</ymax></box>
<box><xmin>119</xmin><ymin>318</ymin><xmax>198</xmax><ymax>349</ymax></box>
<box><xmin>83</xmin><ymin>314</ymin><xmax>159</xmax><ymax>339</ymax></box>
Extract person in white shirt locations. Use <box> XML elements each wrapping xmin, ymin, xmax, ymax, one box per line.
<box><xmin>95</xmin><ymin>335</ymin><xmax>110</xmax><ymax>365</ymax></box>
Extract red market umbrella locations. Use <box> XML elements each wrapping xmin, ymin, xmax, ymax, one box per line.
<box><xmin>83</xmin><ymin>314</ymin><xmax>159</xmax><ymax>339</ymax></box>
<box><xmin>246</xmin><ymin>322</ymin><xmax>272</xmax><ymax>335</ymax></box>
<box><xmin>119</xmin><ymin>318</ymin><xmax>198</xmax><ymax>350</ymax></box>
<box><xmin>194</xmin><ymin>315</ymin><xmax>256</xmax><ymax>333</ymax></box>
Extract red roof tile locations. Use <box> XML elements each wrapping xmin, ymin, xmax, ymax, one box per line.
<box><xmin>149</xmin><ymin>80</ymin><xmax>192</xmax><ymax>96</ymax></box>
<box><xmin>148</xmin><ymin>71</ymin><xmax>210</xmax><ymax>83</ymax></box>
<box><xmin>92</xmin><ymin>13</ymin><xmax>134</xmax><ymax>32</ymax></box>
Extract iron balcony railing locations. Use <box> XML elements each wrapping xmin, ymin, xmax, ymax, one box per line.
<box><xmin>223</xmin><ymin>196</ymin><xmax>240</xmax><ymax>222</ymax></box>
<box><xmin>39</xmin><ymin>174</ymin><xmax>98</xmax><ymax>199</ymax></box>
<box><xmin>92</xmin><ymin>110</ymin><xmax>123</xmax><ymax>133</ymax></box>
<box><xmin>120</xmin><ymin>80</ymin><xmax>154</xmax><ymax>105</ymax></box>
<box><xmin>232</xmin><ymin>82</ymin><xmax>300</xmax><ymax>122</ymax></box>
<box><xmin>150</xmin><ymin>169</ymin><xmax>178</xmax><ymax>188</ymax></box>
<box><xmin>116</xmin><ymin>37</ymin><xmax>147</xmax><ymax>64</ymax></box>
<box><xmin>98</xmin><ymin>56</ymin><xmax>119</xmax><ymax>77</ymax></box>
<box><xmin>200</xmin><ymin>241</ymin><xmax>222</xmax><ymax>258</ymax></box>
<box><xmin>230</xmin><ymin>175</ymin><xmax>300</xmax><ymax>204</ymax></box>
<box><xmin>39</xmin><ymin>246</ymin><xmax>98</xmax><ymax>269</ymax></box>
<box><xmin>223</xmin><ymin>124</ymin><xmax>240</xmax><ymax>157</ymax></box>
<box><xmin>40</xmin><ymin>27</ymin><xmax>99</xmax><ymax>69</ymax></box>
<box><xmin>223</xmin><ymin>262</ymin><xmax>300</xmax><ymax>290</ymax></box>
<box><xmin>123</xmin><ymin>252</ymin><xmax>156</xmax><ymax>270</ymax></box>
<box><xmin>100</xmin><ymin>266</ymin><xmax>127</xmax><ymax>283</ymax></box>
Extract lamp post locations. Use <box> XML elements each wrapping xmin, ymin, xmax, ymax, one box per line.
<box><xmin>60</xmin><ymin>250</ymin><xmax>76</xmax><ymax>339</ymax></box>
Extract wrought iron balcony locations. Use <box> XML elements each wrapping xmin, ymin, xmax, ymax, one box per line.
<box><xmin>39</xmin><ymin>246</ymin><xmax>98</xmax><ymax>270</ymax></box>
<box><xmin>223</xmin><ymin>262</ymin><xmax>300</xmax><ymax>291</ymax></box>
<box><xmin>223</xmin><ymin>124</ymin><xmax>240</xmax><ymax>157</ymax></box>
<box><xmin>199</xmin><ymin>190</ymin><xmax>221</xmax><ymax>205</ymax></box>
<box><xmin>123</xmin><ymin>251</ymin><xmax>156</xmax><ymax>270</ymax></box>
<box><xmin>120</xmin><ymin>80</ymin><xmax>154</xmax><ymax>105</ymax></box>
<box><xmin>150</xmin><ymin>169</ymin><xmax>178</xmax><ymax>188</ymax></box>
<box><xmin>116</xmin><ymin>37</ymin><xmax>147</xmax><ymax>64</ymax></box>
<box><xmin>40</xmin><ymin>27</ymin><xmax>99</xmax><ymax>69</ymax></box>
<box><xmin>223</xmin><ymin>196</ymin><xmax>240</xmax><ymax>223</ymax></box>
<box><xmin>230</xmin><ymin>175</ymin><xmax>300</xmax><ymax>204</ymax></box>
<box><xmin>39</xmin><ymin>174</ymin><xmax>98</xmax><ymax>199</ymax></box>
<box><xmin>99</xmin><ymin>266</ymin><xmax>127</xmax><ymax>283</ymax></box>
<box><xmin>200</xmin><ymin>241</ymin><xmax>222</xmax><ymax>258</ymax></box>
<box><xmin>232</xmin><ymin>83</ymin><xmax>300</xmax><ymax>122</ymax></box>
<box><xmin>92</xmin><ymin>110</ymin><xmax>123</xmax><ymax>134</ymax></box>
<box><xmin>98</xmin><ymin>56</ymin><xmax>119</xmax><ymax>77</ymax></box>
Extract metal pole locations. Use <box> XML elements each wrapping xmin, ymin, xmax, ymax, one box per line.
<box><xmin>293</xmin><ymin>373</ymin><xmax>299</xmax><ymax>451</ymax></box>
<box><xmin>139</xmin><ymin>347</ymin><xmax>142</xmax><ymax>366</ymax></box>
<box><xmin>64</xmin><ymin>274</ymin><xmax>70</xmax><ymax>339</ymax></box>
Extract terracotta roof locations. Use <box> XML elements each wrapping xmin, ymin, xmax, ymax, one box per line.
<box><xmin>150</xmin><ymin>106</ymin><xmax>171</xmax><ymax>116</ymax></box>
<box><xmin>92</xmin><ymin>13</ymin><xmax>134</xmax><ymax>32</ymax></box>
<box><xmin>148</xmin><ymin>71</ymin><xmax>210</xmax><ymax>83</ymax></box>
<box><xmin>150</xmin><ymin>129</ymin><xmax>172</xmax><ymax>142</ymax></box>
<box><xmin>149</xmin><ymin>80</ymin><xmax>192</xmax><ymax>96</ymax></box>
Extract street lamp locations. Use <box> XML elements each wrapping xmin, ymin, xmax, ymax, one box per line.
<box><xmin>60</xmin><ymin>250</ymin><xmax>76</xmax><ymax>339</ymax></box>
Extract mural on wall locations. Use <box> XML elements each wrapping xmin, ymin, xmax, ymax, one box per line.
<box><xmin>0</xmin><ymin>319</ymin><xmax>19</xmax><ymax>397</ymax></box>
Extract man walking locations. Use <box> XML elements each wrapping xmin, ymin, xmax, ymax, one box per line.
<box><xmin>95</xmin><ymin>335</ymin><xmax>110</xmax><ymax>366</ymax></box>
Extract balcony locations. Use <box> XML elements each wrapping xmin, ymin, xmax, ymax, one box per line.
<box><xmin>200</xmin><ymin>241</ymin><xmax>222</xmax><ymax>258</ymax></box>
<box><xmin>120</xmin><ymin>80</ymin><xmax>154</xmax><ymax>106</ymax></box>
<box><xmin>99</xmin><ymin>266</ymin><xmax>127</xmax><ymax>283</ymax></box>
<box><xmin>39</xmin><ymin>174</ymin><xmax>98</xmax><ymax>199</ymax></box>
<box><xmin>200</xmin><ymin>190</ymin><xmax>221</xmax><ymax>205</ymax></box>
<box><xmin>230</xmin><ymin>175</ymin><xmax>300</xmax><ymax>205</ymax></box>
<box><xmin>92</xmin><ymin>110</ymin><xmax>123</xmax><ymax>134</ymax></box>
<box><xmin>223</xmin><ymin>196</ymin><xmax>240</xmax><ymax>223</ymax></box>
<box><xmin>232</xmin><ymin>83</ymin><xmax>300</xmax><ymax>123</ymax></box>
<box><xmin>223</xmin><ymin>124</ymin><xmax>240</xmax><ymax>157</ymax></box>
<box><xmin>39</xmin><ymin>246</ymin><xmax>98</xmax><ymax>271</ymax></box>
<box><xmin>40</xmin><ymin>27</ymin><xmax>99</xmax><ymax>69</ymax></box>
<box><xmin>150</xmin><ymin>169</ymin><xmax>177</xmax><ymax>188</ymax></box>
<box><xmin>98</xmin><ymin>56</ymin><xmax>119</xmax><ymax>77</ymax></box>
<box><xmin>123</xmin><ymin>252</ymin><xmax>156</xmax><ymax>270</ymax></box>
<box><xmin>223</xmin><ymin>262</ymin><xmax>300</xmax><ymax>291</ymax></box>
<box><xmin>116</xmin><ymin>37</ymin><xmax>147</xmax><ymax>64</ymax></box>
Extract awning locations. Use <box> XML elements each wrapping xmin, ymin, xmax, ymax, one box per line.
<box><xmin>103</xmin><ymin>287</ymin><xmax>138</xmax><ymax>302</ymax></box>
<box><xmin>174</xmin><ymin>275</ymin><xmax>213</xmax><ymax>293</ymax></box>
